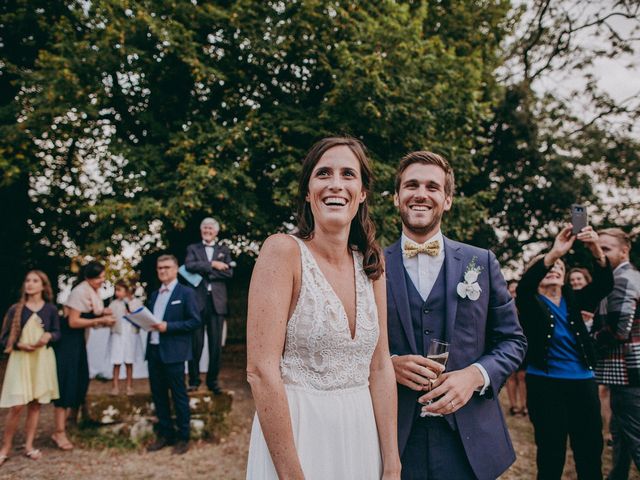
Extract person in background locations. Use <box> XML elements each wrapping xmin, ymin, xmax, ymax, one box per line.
<box><xmin>506</xmin><ymin>280</ymin><xmax>528</xmax><ymax>417</ymax></box>
<box><xmin>568</xmin><ymin>267</ymin><xmax>596</xmax><ymax>330</ymax></box>
<box><xmin>108</xmin><ymin>280</ymin><xmax>142</xmax><ymax>396</ymax></box>
<box><xmin>517</xmin><ymin>226</ymin><xmax>613</xmax><ymax>480</ymax></box>
<box><xmin>145</xmin><ymin>255</ymin><xmax>201</xmax><ymax>455</ymax></box>
<box><xmin>593</xmin><ymin>228</ymin><xmax>640</xmax><ymax>479</ymax></box>
<box><xmin>0</xmin><ymin>271</ymin><xmax>60</xmax><ymax>465</ymax></box>
<box><xmin>52</xmin><ymin>261</ymin><xmax>115</xmax><ymax>451</ymax></box>
<box><xmin>568</xmin><ymin>267</ymin><xmax>592</xmax><ymax>291</ymax></box>
<box><xmin>184</xmin><ymin>217</ymin><xmax>234</xmax><ymax>394</ymax></box>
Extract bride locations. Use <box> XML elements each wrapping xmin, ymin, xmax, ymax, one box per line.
<box><xmin>246</xmin><ymin>137</ymin><xmax>401</xmax><ymax>479</ymax></box>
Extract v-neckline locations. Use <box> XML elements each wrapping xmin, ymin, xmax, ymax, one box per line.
<box><xmin>300</xmin><ymin>240</ymin><xmax>359</xmax><ymax>341</ymax></box>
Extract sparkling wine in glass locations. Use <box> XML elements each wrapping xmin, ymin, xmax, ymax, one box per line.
<box><xmin>420</xmin><ymin>339</ymin><xmax>450</xmax><ymax>417</ymax></box>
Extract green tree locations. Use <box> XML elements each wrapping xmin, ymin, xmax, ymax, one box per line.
<box><xmin>1</xmin><ymin>0</ymin><xmax>511</xmax><ymax>313</ymax></box>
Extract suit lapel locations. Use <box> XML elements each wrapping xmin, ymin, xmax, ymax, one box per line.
<box><xmin>387</xmin><ymin>239</ymin><xmax>419</xmax><ymax>354</ymax></box>
<box><xmin>197</xmin><ymin>243</ymin><xmax>209</xmax><ymax>263</ymax></box>
<box><xmin>163</xmin><ymin>284</ymin><xmax>181</xmax><ymax>321</ymax></box>
<box><xmin>443</xmin><ymin>237</ymin><xmax>463</xmax><ymax>344</ymax></box>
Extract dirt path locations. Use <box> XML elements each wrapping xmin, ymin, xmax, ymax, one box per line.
<box><xmin>1</xmin><ymin>347</ymin><xmax>638</xmax><ymax>479</ymax></box>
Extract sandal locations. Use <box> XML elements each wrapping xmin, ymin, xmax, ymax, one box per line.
<box><xmin>520</xmin><ymin>407</ymin><xmax>528</xmax><ymax>417</ymax></box>
<box><xmin>24</xmin><ymin>449</ymin><xmax>42</xmax><ymax>461</ymax></box>
<box><xmin>509</xmin><ymin>406</ymin><xmax>520</xmax><ymax>416</ymax></box>
<box><xmin>51</xmin><ymin>433</ymin><xmax>74</xmax><ymax>451</ymax></box>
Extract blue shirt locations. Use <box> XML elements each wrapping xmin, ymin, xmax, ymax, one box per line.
<box><xmin>527</xmin><ymin>295</ymin><xmax>594</xmax><ymax>380</ymax></box>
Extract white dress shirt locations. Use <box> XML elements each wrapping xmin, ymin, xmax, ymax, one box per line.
<box><xmin>203</xmin><ymin>240</ymin><xmax>215</xmax><ymax>291</ymax></box>
<box><xmin>149</xmin><ymin>278</ymin><xmax>178</xmax><ymax>345</ymax></box>
<box><xmin>203</xmin><ymin>240</ymin><xmax>215</xmax><ymax>262</ymax></box>
<box><xmin>401</xmin><ymin>231</ymin><xmax>445</xmax><ymax>301</ymax></box>
<box><xmin>399</xmin><ymin>230</ymin><xmax>490</xmax><ymax>394</ymax></box>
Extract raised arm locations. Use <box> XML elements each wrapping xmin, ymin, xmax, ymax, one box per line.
<box><xmin>246</xmin><ymin>234</ymin><xmax>304</xmax><ymax>479</ymax></box>
<box><xmin>369</xmin><ymin>273</ymin><xmax>402</xmax><ymax>479</ymax></box>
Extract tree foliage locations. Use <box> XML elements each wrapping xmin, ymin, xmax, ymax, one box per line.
<box><xmin>1</xmin><ymin>0</ymin><xmax>510</xmax><ymax>304</ymax></box>
<box><xmin>1</xmin><ymin>0</ymin><xmax>638</xmax><ymax>314</ymax></box>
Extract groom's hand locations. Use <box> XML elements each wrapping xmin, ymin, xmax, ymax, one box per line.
<box><xmin>391</xmin><ymin>355</ymin><xmax>444</xmax><ymax>391</ymax></box>
<box><xmin>419</xmin><ymin>365</ymin><xmax>485</xmax><ymax>415</ymax></box>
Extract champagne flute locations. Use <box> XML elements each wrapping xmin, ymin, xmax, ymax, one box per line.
<box><xmin>420</xmin><ymin>339</ymin><xmax>450</xmax><ymax>417</ymax></box>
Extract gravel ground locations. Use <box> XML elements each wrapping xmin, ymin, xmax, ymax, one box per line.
<box><xmin>1</xmin><ymin>346</ymin><xmax>638</xmax><ymax>479</ymax></box>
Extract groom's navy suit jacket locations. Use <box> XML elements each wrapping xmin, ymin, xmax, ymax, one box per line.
<box><xmin>385</xmin><ymin>237</ymin><xmax>527</xmax><ymax>480</ymax></box>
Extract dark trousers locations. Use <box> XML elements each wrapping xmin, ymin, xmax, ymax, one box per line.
<box><xmin>526</xmin><ymin>374</ymin><xmax>603</xmax><ymax>480</ymax></box>
<box><xmin>608</xmin><ymin>386</ymin><xmax>640</xmax><ymax>480</ymax></box>
<box><xmin>147</xmin><ymin>345</ymin><xmax>190</xmax><ymax>441</ymax></box>
<box><xmin>401</xmin><ymin>416</ymin><xmax>476</xmax><ymax>480</ymax></box>
<box><xmin>188</xmin><ymin>296</ymin><xmax>223</xmax><ymax>390</ymax></box>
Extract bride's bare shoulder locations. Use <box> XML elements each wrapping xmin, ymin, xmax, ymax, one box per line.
<box><xmin>258</xmin><ymin>233</ymin><xmax>300</xmax><ymax>258</ymax></box>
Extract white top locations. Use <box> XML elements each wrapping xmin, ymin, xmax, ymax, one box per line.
<box><xmin>281</xmin><ymin>236</ymin><xmax>379</xmax><ymax>390</ymax></box>
<box><xmin>150</xmin><ymin>279</ymin><xmax>178</xmax><ymax>345</ymax></box>
<box><xmin>401</xmin><ymin>230</ymin><xmax>445</xmax><ymax>301</ymax></box>
<box><xmin>65</xmin><ymin>281</ymin><xmax>104</xmax><ymax>315</ymax></box>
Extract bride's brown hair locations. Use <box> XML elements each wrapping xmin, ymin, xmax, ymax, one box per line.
<box><xmin>2</xmin><ymin>270</ymin><xmax>54</xmax><ymax>354</ymax></box>
<box><xmin>295</xmin><ymin>136</ymin><xmax>384</xmax><ymax>280</ymax></box>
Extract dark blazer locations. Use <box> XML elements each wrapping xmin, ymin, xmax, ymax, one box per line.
<box><xmin>385</xmin><ymin>237</ymin><xmax>527</xmax><ymax>480</ymax></box>
<box><xmin>145</xmin><ymin>282</ymin><xmax>201</xmax><ymax>364</ymax></box>
<box><xmin>0</xmin><ymin>303</ymin><xmax>61</xmax><ymax>351</ymax></box>
<box><xmin>516</xmin><ymin>256</ymin><xmax>613</xmax><ymax>372</ymax></box>
<box><xmin>184</xmin><ymin>242</ymin><xmax>234</xmax><ymax>315</ymax></box>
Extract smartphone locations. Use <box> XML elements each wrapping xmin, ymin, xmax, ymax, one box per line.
<box><xmin>571</xmin><ymin>204</ymin><xmax>588</xmax><ymax>235</ymax></box>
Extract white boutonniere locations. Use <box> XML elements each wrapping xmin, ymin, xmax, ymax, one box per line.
<box><xmin>457</xmin><ymin>256</ymin><xmax>483</xmax><ymax>301</ymax></box>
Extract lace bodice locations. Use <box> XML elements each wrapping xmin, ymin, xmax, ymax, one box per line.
<box><xmin>280</xmin><ymin>236</ymin><xmax>379</xmax><ymax>391</ymax></box>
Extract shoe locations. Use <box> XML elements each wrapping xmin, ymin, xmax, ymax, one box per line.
<box><xmin>172</xmin><ymin>440</ymin><xmax>189</xmax><ymax>455</ymax></box>
<box><xmin>147</xmin><ymin>437</ymin><xmax>173</xmax><ymax>452</ymax></box>
<box><xmin>24</xmin><ymin>449</ymin><xmax>42</xmax><ymax>461</ymax></box>
<box><xmin>210</xmin><ymin>386</ymin><xmax>223</xmax><ymax>395</ymax></box>
<box><xmin>509</xmin><ymin>407</ymin><xmax>520</xmax><ymax>416</ymax></box>
<box><xmin>51</xmin><ymin>433</ymin><xmax>74</xmax><ymax>451</ymax></box>
<box><xmin>520</xmin><ymin>407</ymin><xmax>528</xmax><ymax>417</ymax></box>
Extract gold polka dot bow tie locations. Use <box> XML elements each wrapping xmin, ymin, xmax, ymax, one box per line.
<box><xmin>403</xmin><ymin>240</ymin><xmax>440</xmax><ymax>258</ymax></box>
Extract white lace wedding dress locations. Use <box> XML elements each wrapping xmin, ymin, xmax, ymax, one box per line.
<box><xmin>246</xmin><ymin>236</ymin><xmax>383</xmax><ymax>479</ymax></box>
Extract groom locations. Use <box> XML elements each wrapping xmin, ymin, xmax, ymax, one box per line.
<box><xmin>385</xmin><ymin>151</ymin><xmax>526</xmax><ymax>480</ymax></box>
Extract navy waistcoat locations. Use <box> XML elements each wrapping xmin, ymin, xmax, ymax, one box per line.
<box><xmin>404</xmin><ymin>263</ymin><xmax>448</xmax><ymax>355</ymax></box>
<box><xmin>404</xmin><ymin>263</ymin><xmax>456</xmax><ymax>429</ymax></box>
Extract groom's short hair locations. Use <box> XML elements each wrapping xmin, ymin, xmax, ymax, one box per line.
<box><xmin>395</xmin><ymin>151</ymin><xmax>455</xmax><ymax>197</ymax></box>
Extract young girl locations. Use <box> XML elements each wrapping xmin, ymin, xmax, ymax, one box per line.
<box><xmin>0</xmin><ymin>271</ymin><xmax>61</xmax><ymax>465</ymax></box>
<box><xmin>108</xmin><ymin>280</ymin><xmax>142</xmax><ymax>395</ymax></box>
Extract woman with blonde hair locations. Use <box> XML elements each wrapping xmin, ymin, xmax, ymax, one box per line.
<box><xmin>0</xmin><ymin>270</ymin><xmax>60</xmax><ymax>465</ymax></box>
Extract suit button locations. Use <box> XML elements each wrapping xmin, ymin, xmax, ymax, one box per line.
<box><xmin>423</xmin><ymin>308</ymin><xmax>430</xmax><ymax>314</ymax></box>
<box><xmin>550</xmin><ymin>324</ymin><xmax>554</xmax><ymax>328</ymax></box>
<box><xmin>424</xmin><ymin>329</ymin><xmax>432</xmax><ymax>335</ymax></box>
<box><xmin>547</xmin><ymin>334</ymin><xmax>552</xmax><ymax>338</ymax></box>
